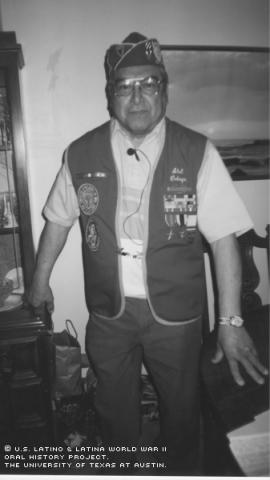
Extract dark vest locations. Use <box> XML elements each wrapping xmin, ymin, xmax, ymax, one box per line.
<box><xmin>68</xmin><ymin>118</ymin><xmax>207</xmax><ymax>323</ymax></box>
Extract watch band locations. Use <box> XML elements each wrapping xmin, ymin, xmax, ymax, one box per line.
<box><xmin>218</xmin><ymin>315</ymin><xmax>244</xmax><ymax>327</ymax></box>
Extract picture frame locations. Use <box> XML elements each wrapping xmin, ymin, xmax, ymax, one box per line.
<box><xmin>161</xmin><ymin>45</ymin><xmax>269</xmax><ymax>181</ymax></box>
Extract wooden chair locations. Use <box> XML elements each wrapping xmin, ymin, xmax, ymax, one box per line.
<box><xmin>201</xmin><ymin>226</ymin><xmax>269</xmax><ymax>475</ymax></box>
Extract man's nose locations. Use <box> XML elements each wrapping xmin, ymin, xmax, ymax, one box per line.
<box><xmin>131</xmin><ymin>84</ymin><xmax>143</xmax><ymax>103</ymax></box>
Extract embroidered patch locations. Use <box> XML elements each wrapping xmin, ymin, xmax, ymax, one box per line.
<box><xmin>85</xmin><ymin>220</ymin><xmax>100</xmax><ymax>252</ymax></box>
<box><xmin>78</xmin><ymin>183</ymin><xmax>99</xmax><ymax>216</ymax></box>
<box><xmin>169</xmin><ymin>166</ymin><xmax>187</xmax><ymax>184</ymax></box>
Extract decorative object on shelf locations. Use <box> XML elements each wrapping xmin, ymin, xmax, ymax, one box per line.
<box><xmin>2</xmin><ymin>193</ymin><xmax>18</xmax><ymax>228</ymax></box>
<box><xmin>0</xmin><ymin>277</ymin><xmax>13</xmax><ymax>307</ymax></box>
<box><xmin>0</xmin><ymin>266</ymin><xmax>24</xmax><ymax>311</ymax></box>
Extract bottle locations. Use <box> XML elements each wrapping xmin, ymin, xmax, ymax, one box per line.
<box><xmin>3</xmin><ymin>193</ymin><xmax>18</xmax><ymax>228</ymax></box>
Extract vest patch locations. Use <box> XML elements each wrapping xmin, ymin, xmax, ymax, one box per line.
<box><xmin>78</xmin><ymin>183</ymin><xmax>99</xmax><ymax>215</ymax></box>
<box><xmin>85</xmin><ymin>219</ymin><xmax>100</xmax><ymax>252</ymax></box>
<box><xmin>169</xmin><ymin>166</ymin><xmax>187</xmax><ymax>184</ymax></box>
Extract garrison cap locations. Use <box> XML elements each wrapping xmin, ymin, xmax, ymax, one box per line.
<box><xmin>104</xmin><ymin>32</ymin><xmax>165</xmax><ymax>80</ymax></box>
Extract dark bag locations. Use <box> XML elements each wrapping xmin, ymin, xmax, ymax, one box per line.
<box><xmin>53</xmin><ymin>319</ymin><xmax>83</xmax><ymax>399</ymax></box>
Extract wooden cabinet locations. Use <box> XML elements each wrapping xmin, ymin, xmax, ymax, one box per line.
<box><xmin>0</xmin><ymin>309</ymin><xmax>54</xmax><ymax>444</ymax></box>
<box><xmin>0</xmin><ymin>32</ymin><xmax>54</xmax><ymax>444</ymax></box>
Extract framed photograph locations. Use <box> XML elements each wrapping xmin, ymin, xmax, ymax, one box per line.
<box><xmin>161</xmin><ymin>46</ymin><xmax>269</xmax><ymax>181</ymax></box>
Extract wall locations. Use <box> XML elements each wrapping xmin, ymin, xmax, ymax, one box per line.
<box><xmin>0</xmin><ymin>0</ymin><xmax>268</xmax><ymax>347</ymax></box>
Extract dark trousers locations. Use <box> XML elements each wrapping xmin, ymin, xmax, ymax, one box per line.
<box><xmin>85</xmin><ymin>298</ymin><xmax>202</xmax><ymax>472</ymax></box>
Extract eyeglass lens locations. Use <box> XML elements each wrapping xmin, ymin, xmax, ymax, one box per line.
<box><xmin>113</xmin><ymin>76</ymin><xmax>162</xmax><ymax>96</ymax></box>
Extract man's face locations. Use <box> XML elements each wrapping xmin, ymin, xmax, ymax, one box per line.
<box><xmin>109</xmin><ymin>65</ymin><xmax>168</xmax><ymax>138</ymax></box>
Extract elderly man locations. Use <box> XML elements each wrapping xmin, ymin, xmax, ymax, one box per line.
<box><xmin>28</xmin><ymin>33</ymin><xmax>267</xmax><ymax>474</ymax></box>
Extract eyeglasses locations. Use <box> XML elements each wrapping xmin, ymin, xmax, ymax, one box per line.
<box><xmin>111</xmin><ymin>75</ymin><xmax>164</xmax><ymax>97</ymax></box>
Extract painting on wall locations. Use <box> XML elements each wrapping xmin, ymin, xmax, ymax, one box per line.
<box><xmin>161</xmin><ymin>46</ymin><xmax>269</xmax><ymax>181</ymax></box>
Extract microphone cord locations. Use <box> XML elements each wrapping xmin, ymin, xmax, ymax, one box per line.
<box><xmin>122</xmin><ymin>148</ymin><xmax>151</xmax><ymax>246</ymax></box>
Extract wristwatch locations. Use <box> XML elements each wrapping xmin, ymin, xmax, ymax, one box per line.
<box><xmin>218</xmin><ymin>315</ymin><xmax>244</xmax><ymax>327</ymax></box>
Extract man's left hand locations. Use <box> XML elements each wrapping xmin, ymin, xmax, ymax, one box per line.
<box><xmin>212</xmin><ymin>326</ymin><xmax>268</xmax><ymax>386</ymax></box>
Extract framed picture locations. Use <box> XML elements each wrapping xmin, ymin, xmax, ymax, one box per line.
<box><xmin>161</xmin><ymin>46</ymin><xmax>269</xmax><ymax>181</ymax></box>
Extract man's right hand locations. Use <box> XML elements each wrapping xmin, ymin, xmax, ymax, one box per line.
<box><xmin>26</xmin><ymin>283</ymin><xmax>54</xmax><ymax>315</ymax></box>
<box><xmin>25</xmin><ymin>220</ymin><xmax>71</xmax><ymax>317</ymax></box>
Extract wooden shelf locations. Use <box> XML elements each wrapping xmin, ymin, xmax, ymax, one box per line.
<box><xmin>0</xmin><ymin>146</ymin><xmax>12</xmax><ymax>151</ymax></box>
<box><xmin>0</xmin><ymin>226</ymin><xmax>19</xmax><ymax>234</ymax></box>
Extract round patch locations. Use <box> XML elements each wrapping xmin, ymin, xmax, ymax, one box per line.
<box><xmin>78</xmin><ymin>183</ymin><xmax>99</xmax><ymax>215</ymax></box>
<box><xmin>85</xmin><ymin>220</ymin><xmax>100</xmax><ymax>252</ymax></box>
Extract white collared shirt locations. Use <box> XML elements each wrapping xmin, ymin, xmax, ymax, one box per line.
<box><xmin>110</xmin><ymin>118</ymin><xmax>166</xmax><ymax>297</ymax></box>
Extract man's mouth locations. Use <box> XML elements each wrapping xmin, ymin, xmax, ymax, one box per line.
<box><xmin>128</xmin><ymin>109</ymin><xmax>148</xmax><ymax>115</ymax></box>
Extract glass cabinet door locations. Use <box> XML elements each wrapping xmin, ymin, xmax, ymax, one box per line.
<box><xmin>0</xmin><ymin>33</ymin><xmax>53</xmax><ymax>447</ymax></box>
<box><xmin>0</xmin><ymin>68</ymin><xmax>24</xmax><ymax>310</ymax></box>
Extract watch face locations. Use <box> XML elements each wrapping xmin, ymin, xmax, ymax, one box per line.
<box><xmin>231</xmin><ymin>316</ymin><xmax>244</xmax><ymax>327</ymax></box>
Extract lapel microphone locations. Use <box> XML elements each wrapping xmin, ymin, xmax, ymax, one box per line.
<box><xmin>127</xmin><ymin>148</ymin><xmax>140</xmax><ymax>161</ymax></box>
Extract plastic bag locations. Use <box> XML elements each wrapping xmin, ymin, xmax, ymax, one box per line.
<box><xmin>53</xmin><ymin>319</ymin><xmax>83</xmax><ymax>398</ymax></box>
